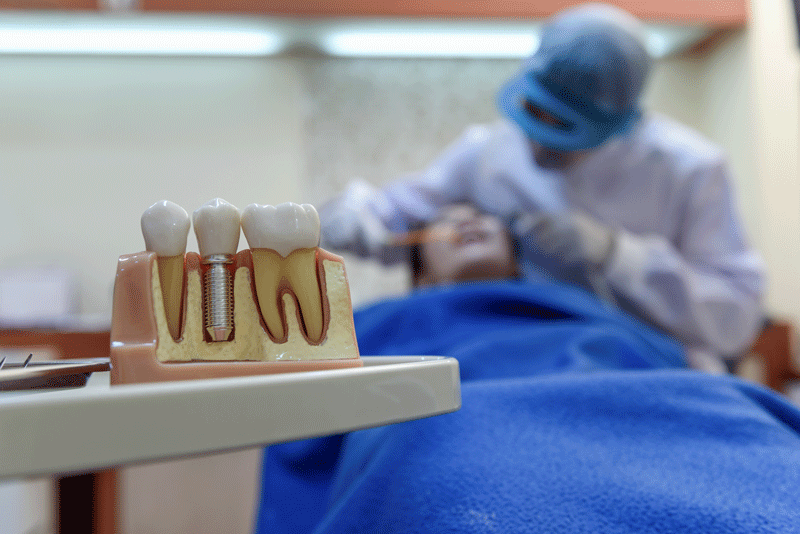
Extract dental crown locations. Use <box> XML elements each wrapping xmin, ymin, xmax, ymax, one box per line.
<box><xmin>241</xmin><ymin>202</ymin><xmax>320</xmax><ymax>257</ymax></box>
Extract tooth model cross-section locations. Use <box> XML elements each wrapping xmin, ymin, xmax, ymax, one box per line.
<box><xmin>110</xmin><ymin>199</ymin><xmax>361</xmax><ymax>385</ymax></box>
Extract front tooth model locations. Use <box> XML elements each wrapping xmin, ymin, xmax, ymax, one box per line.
<box><xmin>241</xmin><ymin>202</ymin><xmax>323</xmax><ymax>343</ymax></box>
<box><xmin>141</xmin><ymin>200</ymin><xmax>190</xmax><ymax>341</ymax></box>
<box><xmin>193</xmin><ymin>198</ymin><xmax>240</xmax><ymax>342</ymax></box>
<box><xmin>109</xmin><ymin>199</ymin><xmax>361</xmax><ymax>385</ymax></box>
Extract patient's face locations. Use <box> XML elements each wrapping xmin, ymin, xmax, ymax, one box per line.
<box><xmin>418</xmin><ymin>205</ymin><xmax>516</xmax><ymax>286</ymax></box>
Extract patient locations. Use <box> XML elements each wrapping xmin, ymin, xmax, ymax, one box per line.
<box><xmin>406</xmin><ymin>203</ymin><xmax>518</xmax><ymax>287</ymax></box>
<box><xmin>355</xmin><ymin>203</ymin><xmax>686</xmax><ymax>375</ymax></box>
<box><xmin>255</xmin><ymin>205</ymin><xmax>800</xmax><ymax>534</ymax></box>
<box><xmin>404</xmin><ymin>204</ymin><xmax>723</xmax><ymax>372</ymax></box>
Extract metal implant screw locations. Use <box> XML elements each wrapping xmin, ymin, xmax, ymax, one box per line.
<box><xmin>202</xmin><ymin>254</ymin><xmax>234</xmax><ymax>342</ymax></box>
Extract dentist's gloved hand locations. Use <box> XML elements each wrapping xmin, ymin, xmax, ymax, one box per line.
<box><xmin>321</xmin><ymin>203</ymin><xmax>390</xmax><ymax>257</ymax></box>
<box><xmin>514</xmin><ymin>211</ymin><xmax>616</xmax><ymax>269</ymax></box>
<box><xmin>319</xmin><ymin>180</ymin><xmax>405</xmax><ymax>264</ymax></box>
<box><xmin>354</xmin><ymin>205</ymin><xmax>393</xmax><ymax>257</ymax></box>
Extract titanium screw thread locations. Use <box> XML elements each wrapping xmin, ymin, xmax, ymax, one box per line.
<box><xmin>203</xmin><ymin>254</ymin><xmax>234</xmax><ymax>342</ymax></box>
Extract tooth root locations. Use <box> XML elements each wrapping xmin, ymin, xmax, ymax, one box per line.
<box><xmin>251</xmin><ymin>249</ymin><xmax>285</xmax><ymax>340</ymax></box>
<box><xmin>285</xmin><ymin>248</ymin><xmax>324</xmax><ymax>343</ymax></box>
<box><xmin>250</xmin><ymin>248</ymin><xmax>325</xmax><ymax>343</ymax></box>
<box><xmin>157</xmin><ymin>254</ymin><xmax>185</xmax><ymax>340</ymax></box>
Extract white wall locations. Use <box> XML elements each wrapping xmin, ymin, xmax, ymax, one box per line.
<box><xmin>0</xmin><ymin>56</ymin><xmax>305</xmax><ymax>319</ymax></box>
<box><xmin>748</xmin><ymin>0</ymin><xmax>800</xmax><ymax>322</ymax></box>
<box><xmin>0</xmin><ymin>479</ymin><xmax>53</xmax><ymax>534</ymax></box>
<box><xmin>696</xmin><ymin>31</ymin><xmax>760</xmax><ymax>243</ymax></box>
<box><xmin>645</xmin><ymin>54</ymin><xmax>704</xmax><ymax>130</ymax></box>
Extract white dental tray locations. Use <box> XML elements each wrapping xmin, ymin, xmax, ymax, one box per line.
<box><xmin>0</xmin><ymin>356</ymin><xmax>460</xmax><ymax>480</ymax></box>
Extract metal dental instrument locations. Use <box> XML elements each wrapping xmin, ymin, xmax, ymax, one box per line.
<box><xmin>0</xmin><ymin>357</ymin><xmax>110</xmax><ymax>391</ymax></box>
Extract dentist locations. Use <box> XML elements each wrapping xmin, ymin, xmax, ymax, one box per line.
<box><xmin>319</xmin><ymin>3</ymin><xmax>765</xmax><ymax>367</ymax></box>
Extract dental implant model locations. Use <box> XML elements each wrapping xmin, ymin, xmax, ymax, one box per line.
<box><xmin>193</xmin><ymin>199</ymin><xmax>240</xmax><ymax>342</ymax></box>
<box><xmin>110</xmin><ymin>198</ymin><xmax>361</xmax><ymax>385</ymax></box>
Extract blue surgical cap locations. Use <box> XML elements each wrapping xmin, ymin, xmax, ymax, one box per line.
<box><xmin>498</xmin><ymin>3</ymin><xmax>652</xmax><ymax>151</ymax></box>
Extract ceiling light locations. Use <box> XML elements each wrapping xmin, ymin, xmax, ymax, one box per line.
<box><xmin>0</xmin><ymin>14</ymin><xmax>284</xmax><ymax>56</ymax></box>
<box><xmin>0</xmin><ymin>14</ymin><xmax>711</xmax><ymax>59</ymax></box>
<box><xmin>316</xmin><ymin>20</ymin><xmax>711</xmax><ymax>59</ymax></box>
<box><xmin>322</xmin><ymin>30</ymin><xmax>541</xmax><ymax>58</ymax></box>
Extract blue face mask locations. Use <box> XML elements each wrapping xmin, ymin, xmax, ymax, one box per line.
<box><xmin>498</xmin><ymin>71</ymin><xmax>640</xmax><ymax>152</ymax></box>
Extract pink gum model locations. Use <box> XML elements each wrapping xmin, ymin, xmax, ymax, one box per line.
<box><xmin>110</xmin><ymin>248</ymin><xmax>361</xmax><ymax>385</ymax></box>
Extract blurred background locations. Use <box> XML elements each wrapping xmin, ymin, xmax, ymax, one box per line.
<box><xmin>0</xmin><ymin>0</ymin><xmax>796</xmax><ymax>532</ymax></box>
<box><xmin>0</xmin><ymin>0</ymin><xmax>788</xmax><ymax>315</ymax></box>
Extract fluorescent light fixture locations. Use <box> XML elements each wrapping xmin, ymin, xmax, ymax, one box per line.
<box><xmin>0</xmin><ymin>14</ymin><xmax>284</xmax><ymax>56</ymax></box>
<box><xmin>323</xmin><ymin>30</ymin><xmax>540</xmax><ymax>58</ymax></box>
<box><xmin>317</xmin><ymin>20</ymin><xmax>712</xmax><ymax>59</ymax></box>
<box><xmin>0</xmin><ymin>14</ymin><xmax>712</xmax><ymax>58</ymax></box>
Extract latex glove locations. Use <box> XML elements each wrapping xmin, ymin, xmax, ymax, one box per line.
<box><xmin>515</xmin><ymin>211</ymin><xmax>616</xmax><ymax>269</ymax></box>
<box><xmin>319</xmin><ymin>180</ymin><xmax>403</xmax><ymax>263</ymax></box>
<box><xmin>322</xmin><ymin>202</ymin><xmax>391</xmax><ymax>257</ymax></box>
<box><xmin>355</xmin><ymin>205</ymin><xmax>393</xmax><ymax>256</ymax></box>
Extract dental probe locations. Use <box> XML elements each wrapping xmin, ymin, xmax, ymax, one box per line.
<box><xmin>389</xmin><ymin>228</ymin><xmax>458</xmax><ymax>246</ymax></box>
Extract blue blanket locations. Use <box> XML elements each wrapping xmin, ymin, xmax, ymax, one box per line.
<box><xmin>353</xmin><ymin>281</ymin><xmax>685</xmax><ymax>376</ymax></box>
<box><xmin>256</xmin><ymin>282</ymin><xmax>800</xmax><ymax>533</ymax></box>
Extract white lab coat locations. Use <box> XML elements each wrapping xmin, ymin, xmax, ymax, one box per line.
<box><xmin>320</xmin><ymin>115</ymin><xmax>766</xmax><ymax>360</ymax></box>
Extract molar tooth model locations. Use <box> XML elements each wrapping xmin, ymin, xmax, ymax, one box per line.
<box><xmin>241</xmin><ymin>202</ymin><xmax>323</xmax><ymax>343</ymax></box>
<box><xmin>110</xmin><ymin>199</ymin><xmax>361</xmax><ymax>385</ymax></box>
